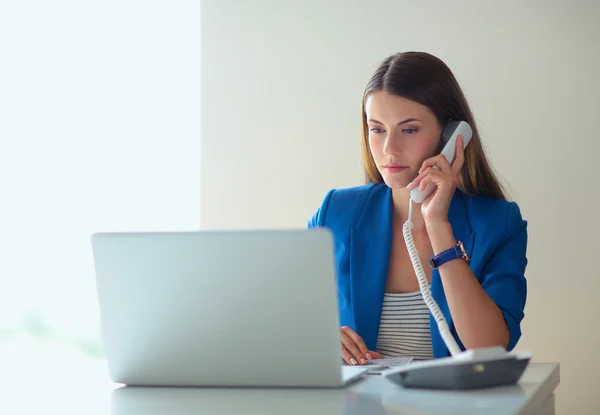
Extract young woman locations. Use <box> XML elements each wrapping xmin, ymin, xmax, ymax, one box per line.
<box><xmin>308</xmin><ymin>51</ymin><xmax>527</xmax><ymax>365</ymax></box>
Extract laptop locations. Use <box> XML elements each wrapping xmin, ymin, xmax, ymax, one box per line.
<box><xmin>91</xmin><ymin>228</ymin><xmax>367</xmax><ymax>387</ymax></box>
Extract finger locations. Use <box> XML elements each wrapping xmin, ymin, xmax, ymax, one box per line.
<box><xmin>340</xmin><ymin>334</ymin><xmax>367</xmax><ymax>365</ymax></box>
<box><xmin>344</xmin><ymin>328</ymin><xmax>370</xmax><ymax>359</ymax></box>
<box><xmin>407</xmin><ymin>169</ymin><xmax>427</xmax><ymax>190</ymax></box>
<box><xmin>341</xmin><ymin>346</ymin><xmax>359</xmax><ymax>366</ymax></box>
<box><xmin>419</xmin><ymin>154</ymin><xmax>452</xmax><ymax>175</ymax></box>
<box><xmin>369</xmin><ymin>351</ymin><xmax>383</xmax><ymax>359</ymax></box>
<box><xmin>341</xmin><ymin>326</ymin><xmax>368</xmax><ymax>356</ymax></box>
<box><xmin>418</xmin><ymin>170</ymin><xmax>447</xmax><ymax>192</ymax></box>
<box><xmin>452</xmin><ymin>135</ymin><xmax>465</xmax><ymax>174</ymax></box>
<box><xmin>409</xmin><ymin>166</ymin><xmax>440</xmax><ymax>191</ymax></box>
<box><xmin>418</xmin><ymin>157</ymin><xmax>441</xmax><ymax>174</ymax></box>
<box><xmin>341</xmin><ymin>335</ymin><xmax>367</xmax><ymax>364</ymax></box>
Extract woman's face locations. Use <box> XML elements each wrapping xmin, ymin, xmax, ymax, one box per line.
<box><xmin>365</xmin><ymin>91</ymin><xmax>442</xmax><ymax>189</ymax></box>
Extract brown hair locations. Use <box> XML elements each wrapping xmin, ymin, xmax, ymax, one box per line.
<box><xmin>360</xmin><ymin>51</ymin><xmax>507</xmax><ymax>200</ymax></box>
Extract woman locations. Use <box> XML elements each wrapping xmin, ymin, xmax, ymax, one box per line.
<box><xmin>308</xmin><ymin>51</ymin><xmax>527</xmax><ymax>365</ymax></box>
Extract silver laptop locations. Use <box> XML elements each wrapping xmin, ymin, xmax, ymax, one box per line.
<box><xmin>91</xmin><ymin>228</ymin><xmax>367</xmax><ymax>387</ymax></box>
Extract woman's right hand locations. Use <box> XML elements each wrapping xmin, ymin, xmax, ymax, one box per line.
<box><xmin>340</xmin><ymin>326</ymin><xmax>382</xmax><ymax>365</ymax></box>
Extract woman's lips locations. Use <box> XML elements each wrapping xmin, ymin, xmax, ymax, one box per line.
<box><xmin>383</xmin><ymin>165</ymin><xmax>408</xmax><ymax>174</ymax></box>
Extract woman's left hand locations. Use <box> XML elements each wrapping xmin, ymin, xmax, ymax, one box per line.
<box><xmin>407</xmin><ymin>135</ymin><xmax>465</xmax><ymax>225</ymax></box>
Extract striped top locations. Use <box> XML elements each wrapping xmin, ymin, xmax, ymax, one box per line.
<box><xmin>375</xmin><ymin>290</ymin><xmax>434</xmax><ymax>361</ymax></box>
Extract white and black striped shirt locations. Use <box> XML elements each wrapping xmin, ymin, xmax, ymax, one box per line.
<box><xmin>375</xmin><ymin>290</ymin><xmax>434</xmax><ymax>361</ymax></box>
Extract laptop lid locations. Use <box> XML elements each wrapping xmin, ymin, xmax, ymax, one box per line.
<box><xmin>91</xmin><ymin>228</ymin><xmax>345</xmax><ymax>387</ymax></box>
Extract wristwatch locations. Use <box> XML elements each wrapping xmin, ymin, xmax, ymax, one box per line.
<box><xmin>429</xmin><ymin>241</ymin><xmax>469</xmax><ymax>269</ymax></box>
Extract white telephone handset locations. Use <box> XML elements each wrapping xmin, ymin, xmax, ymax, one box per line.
<box><xmin>410</xmin><ymin>120</ymin><xmax>473</xmax><ymax>203</ymax></box>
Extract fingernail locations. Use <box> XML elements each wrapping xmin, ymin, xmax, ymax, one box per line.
<box><xmin>350</xmin><ymin>358</ymin><xmax>358</xmax><ymax>365</ymax></box>
<box><xmin>366</xmin><ymin>353</ymin><xmax>372</xmax><ymax>360</ymax></box>
<box><xmin>407</xmin><ymin>181</ymin><xmax>412</xmax><ymax>189</ymax></box>
<box><xmin>360</xmin><ymin>358</ymin><xmax>367</xmax><ymax>365</ymax></box>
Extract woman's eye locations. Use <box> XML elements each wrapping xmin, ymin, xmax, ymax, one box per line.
<box><xmin>402</xmin><ymin>128</ymin><xmax>418</xmax><ymax>134</ymax></box>
<box><xmin>370</xmin><ymin>128</ymin><xmax>385</xmax><ymax>134</ymax></box>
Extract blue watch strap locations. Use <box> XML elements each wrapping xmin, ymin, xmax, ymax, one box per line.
<box><xmin>429</xmin><ymin>241</ymin><xmax>469</xmax><ymax>269</ymax></box>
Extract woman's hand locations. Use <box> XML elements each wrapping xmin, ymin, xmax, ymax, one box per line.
<box><xmin>407</xmin><ymin>135</ymin><xmax>465</xmax><ymax>225</ymax></box>
<box><xmin>340</xmin><ymin>326</ymin><xmax>382</xmax><ymax>365</ymax></box>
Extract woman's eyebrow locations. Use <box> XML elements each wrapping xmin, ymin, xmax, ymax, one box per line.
<box><xmin>367</xmin><ymin>117</ymin><xmax>422</xmax><ymax>125</ymax></box>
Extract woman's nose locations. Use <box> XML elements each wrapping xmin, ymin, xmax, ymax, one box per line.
<box><xmin>383</xmin><ymin>134</ymin><xmax>402</xmax><ymax>155</ymax></box>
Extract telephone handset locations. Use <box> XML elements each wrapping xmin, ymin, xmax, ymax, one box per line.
<box><xmin>409</xmin><ymin>120</ymin><xmax>473</xmax><ymax>204</ymax></box>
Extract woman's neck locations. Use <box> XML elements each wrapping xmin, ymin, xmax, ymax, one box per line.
<box><xmin>391</xmin><ymin>188</ymin><xmax>426</xmax><ymax>231</ymax></box>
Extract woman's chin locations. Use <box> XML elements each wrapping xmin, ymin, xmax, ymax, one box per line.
<box><xmin>381</xmin><ymin>175</ymin><xmax>412</xmax><ymax>190</ymax></box>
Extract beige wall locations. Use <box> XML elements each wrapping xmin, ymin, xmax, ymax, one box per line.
<box><xmin>201</xmin><ymin>1</ymin><xmax>600</xmax><ymax>413</ymax></box>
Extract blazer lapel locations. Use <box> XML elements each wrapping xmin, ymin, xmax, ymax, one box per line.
<box><xmin>348</xmin><ymin>184</ymin><xmax>393</xmax><ymax>351</ymax></box>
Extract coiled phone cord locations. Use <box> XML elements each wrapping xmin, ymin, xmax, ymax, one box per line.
<box><xmin>403</xmin><ymin>200</ymin><xmax>462</xmax><ymax>357</ymax></box>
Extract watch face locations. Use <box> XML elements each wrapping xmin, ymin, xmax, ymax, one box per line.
<box><xmin>458</xmin><ymin>241</ymin><xmax>469</xmax><ymax>262</ymax></box>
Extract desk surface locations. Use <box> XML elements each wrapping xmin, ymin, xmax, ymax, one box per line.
<box><xmin>110</xmin><ymin>362</ymin><xmax>559</xmax><ymax>415</ymax></box>
<box><xmin>0</xmin><ymin>358</ymin><xmax>559</xmax><ymax>415</ymax></box>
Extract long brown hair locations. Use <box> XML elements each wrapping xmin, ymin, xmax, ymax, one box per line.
<box><xmin>360</xmin><ymin>51</ymin><xmax>507</xmax><ymax>200</ymax></box>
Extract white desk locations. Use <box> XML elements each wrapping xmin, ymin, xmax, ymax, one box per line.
<box><xmin>110</xmin><ymin>362</ymin><xmax>559</xmax><ymax>415</ymax></box>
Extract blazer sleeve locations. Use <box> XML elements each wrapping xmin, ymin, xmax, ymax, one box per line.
<box><xmin>307</xmin><ymin>189</ymin><xmax>335</xmax><ymax>228</ymax></box>
<box><xmin>480</xmin><ymin>201</ymin><xmax>528</xmax><ymax>351</ymax></box>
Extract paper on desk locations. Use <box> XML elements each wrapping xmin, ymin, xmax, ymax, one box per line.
<box><xmin>358</xmin><ymin>357</ymin><xmax>414</xmax><ymax>374</ymax></box>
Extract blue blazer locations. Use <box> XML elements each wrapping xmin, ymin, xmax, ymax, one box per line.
<box><xmin>308</xmin><ymin>182</ymin><xmax>528</xmax><ymax>358</ymax></box>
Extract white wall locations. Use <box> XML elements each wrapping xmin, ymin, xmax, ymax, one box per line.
<box><xmin>0</xmin><ymin>0</ymin><xmax>201</xmax><ymax>332</ymax></box>
<box><xmin>202</xmin><ymin>1</ymin><xmax>600</xmax><ymax>413</ymax></box>
<box><xmin>0</xmin><ymin>2</ymin><xmax>200</xmax><ymax>407</ymax></box>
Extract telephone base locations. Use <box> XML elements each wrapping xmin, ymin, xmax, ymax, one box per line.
<box><xmin>385</xmin><ymin>349</ymin><xmax>531</xmax><ymax>390</ymax></box>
